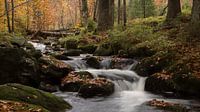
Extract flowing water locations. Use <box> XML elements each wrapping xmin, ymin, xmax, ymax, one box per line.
<box><xmin>56</xmin><ymin>55</ymin><xmax>199</xmax><ymax>112</ymax></box>
<box><xmin>30</xmin><ymin>42</ymin><xmax>200</xmax><ymax>112</ymax></box>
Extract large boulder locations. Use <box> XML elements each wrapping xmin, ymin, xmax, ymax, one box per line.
<box><xmin>0</xmin><ymin>48</ymin><xmax>40</xmax><ymax>87</ymax></box>
<box><xmin>0</xmin><ymin>83</ymin><xmax>72</xmax><ymax>112</ymax></box>
<box><xmin>39</xmin><ymin>56</ymin><xmax>74</xmax><ymax>84</ymax></box>
<box><xmin>133</xmin><ymin>51</ymin><xmax>174</xmax><ymax>77</ymax></box>
<box><xmin>60</xmin><ymin>71</ymin><xmax>114</xmax><ymax>98</ymax></box>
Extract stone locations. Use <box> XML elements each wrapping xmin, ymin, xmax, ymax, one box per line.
<box><xmin>0</xmin><ymin>83</ymin><xmax>72</xmax><ymax>112</ymax></box>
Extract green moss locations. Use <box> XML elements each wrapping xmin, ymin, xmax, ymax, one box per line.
<box><xmin>0</xmin><ymin>83</ymin><xmax>72</xmax><ymax>112</ymax></box>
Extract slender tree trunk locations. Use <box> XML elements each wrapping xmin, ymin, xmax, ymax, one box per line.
<box><xmin>26</xmin><ymin>0</ymin><xmax>30</xmax><ymax>30</ymax></box>
<box><xmin>118</xmin><ymin>0</ymin><xmax>121</xmax><ymax>24</ymax></box>
<box><xmin>143</xmin><ymin>0</ymin><xmax>146</xmax><ymax>18</ymax></box>
<box><xmin>123</xmin><ymin>0</ymin><xmax>127</xmax><ymax>27</ymax></box>
<box><xmin>11</xmin><ymin>0</ymin><xmax>14</xmax><ymax>32</ymax></box>
<box><xmin>4</xmin><ymin>0</ymin><xmax>11</xmax><ymax>33</ymax></box>
<box><xmin>80</xmin><ymin>0</ymin><xmax>88</xmax><ymax>27</ymax></box>
<box><xmin>166</xmin><ymin>0</ymin><xmax>181</xmax><ymax>20</ymax></box>
<box><xmin>93</xmin><ymin>0</ymin><xmax>98</xmax><ymax>21</ymax></box>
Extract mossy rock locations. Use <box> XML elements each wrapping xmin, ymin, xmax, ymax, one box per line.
<box><xmin>62</xmin><ymin>39</ymin><xmax>78</xmax><ymax>50</ymax></box>
<box><xmin>10</xmin><ymin>36</ymin><xmax>27</xmax><ymax>47</ymax></box>
<box><xmin>0</xmin><ymin>83</ymin><xmax>72</xmax><ymax>112</ymax></box>
<box><xmin>94</xmin><ymin>43</ymin><xmax>113</xmax><ymax>56</ymax></box>
<box><xmin>78</xmin><ymin>44</ymin><xmax>97</xmax><ymax>54</ymax></box>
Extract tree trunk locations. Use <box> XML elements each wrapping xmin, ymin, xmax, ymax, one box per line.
<box><xmin>81</xmin><ymin>0</ymin><xmax>88</xmax><ymax>27</ymax></box>
<box><xmin>93</xmin><ymin>0</ymin><xmax>98</xmax><ymax>21</ymax></box>
<box><xmin>97</xmin><ymin>0</ymin><xmax>114</xmax><ymax>31</ymax></box>
<box><xmin>26</xmin><ymin>0</ymin><xmax>30</xmax><ymax>30</ymax></box>
<box><xmin>166</xmin><ymin>0</ymin><xmax>181</xmax><ymax>20</ymax></box>
<box><xmin>118</xmin><ymin>0</ymin><xmax>121</xmax><ymax>24</ymax></box>
<box><xmin>4</xmin><ymin>0</ymin><xmax>11</xmax><ymax>33</ymax></box>
<box><xmin>189</xmin><ymin>0</ymin><xmax>200</xmax><ymax>37</ymax></box>
<box><xmin>191</xmin><ymin>0</ymin><xmax>200</xmax><ymax>23</ymax></box>
<box><xmin>142</xmin><ymin>0</ymin><xmax>146</xmax><ymax>18</ymax></box>
<box><xmin>123</xmin><ymin>0</ymin><xmax>127</xmax><ymax>27</ymax></box>
<box><xmin>11</xmin><ymin>0</ymin><xmax>14</xmax><ymax>32</ymax></box>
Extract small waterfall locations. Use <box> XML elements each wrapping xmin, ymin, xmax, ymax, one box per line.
<box><xmin>63</xmin><ymin>59</ymin><xmax>87</xmax><ymax>70</ymax></box>
<box><xmin>28</xmin><ymin>41</ymin><xmax>46</xmax><ymax>53</ymax></box>
<box><xmin>100</xmin><ymin>58</ymin><xmax>112</xmax><ymax>69</ymax></box>
<box><xmin>78</xmin><ymin>69</ymin><xmax>146</xmax><ymax>92</ymax></box>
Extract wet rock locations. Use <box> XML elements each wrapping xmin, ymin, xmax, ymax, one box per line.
<box><xmin>0</xmin><ymin>83</ymin><xmax>72</xmax><ymax>112</ymax></box>
<box><xmin>78</xmin><ymin>78</ymin><xmax>114</xmax><ymax>98</ymax></box>
<box><xmin>83</xmin><ymin>56</ymin><xmax>100</xmax><ymax>69</ymax></box>
<box><xmin>0</xmin><ymin>48</ymin><xmax>40</xmax><ymax>87</ymax></box>
<box><xmin>53</xmin><ymin>54</ymin><xmax>72</xmax><ymax>60</ymax></box>
<box><xmin>145</xmin><ymin>73</ymin><xmax>175</xmax><ymax>94</ymax></box>
<box><xmin>63</xmin><ymin>49</ymin><xmax>83</xmax><ymax>56</ymax></box>
<box><xmin>39</xmin><ymin>81</ymin><xmax>58</xmax><ymax>92</ymax></box>
<box><xmin>39</xmin><ymin>56</ymin><xmax>74</xmax><ymax>84</ymax></box>
<box><xmin>60</xmin><ymin>71</ymin><xmax>114</xmax><ymax>98</ymax></box>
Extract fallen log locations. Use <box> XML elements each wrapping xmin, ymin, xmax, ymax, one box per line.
<box><xmin>27</xmin><ymin>29</ymin><xmax>80</xmax><ymax>38</ymax></box>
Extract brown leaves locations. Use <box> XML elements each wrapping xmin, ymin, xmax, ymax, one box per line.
<box><xmin>154</xmin><ymin>71</ymin><xmax>172</xmax><ymax>80</ymax></box>
<box><xmin>62</xmin><ymin>71</ymin><xmax>111</xmax><ymax>87</ymax></box>
<box><xmin>149</xmin><ymin>99</ymin><xmax>175</xmax><ymax>108</ymax></box>
<box><xmin>0</xmin><ymin>100</ymin><xmax>45</xmax><ymax>112</ymax></box>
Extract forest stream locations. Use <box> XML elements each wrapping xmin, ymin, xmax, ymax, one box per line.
<box><xmin>31</xmin><ymin>42</ymin><xmax>200</xmax><ymax>112</ymax></box>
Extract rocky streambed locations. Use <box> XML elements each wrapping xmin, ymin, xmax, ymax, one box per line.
<box><xmin>0</xmin><ymin>35</ymin><xmax>199</xmax><ymax>112</ymax></box>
